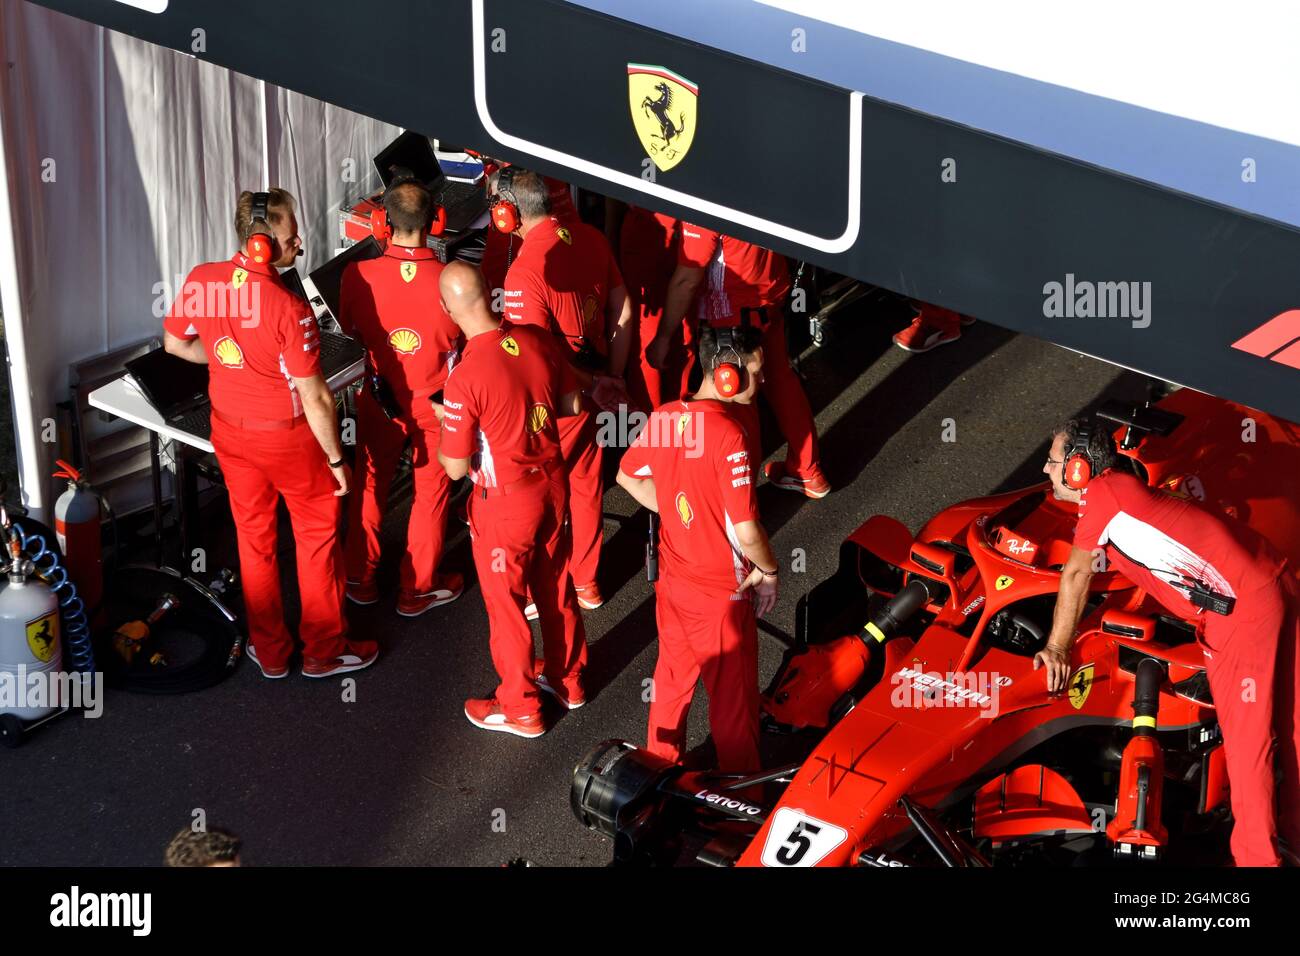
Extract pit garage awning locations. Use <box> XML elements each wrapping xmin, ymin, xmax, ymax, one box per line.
<box><xmin>11</xmin><ymin>0</ymin><xmax>1300</xmax><ymax>449</ymax></box>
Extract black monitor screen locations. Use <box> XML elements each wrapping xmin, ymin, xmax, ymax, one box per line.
<box><xmin>279</xmin><ymin>266</ymin><xmax>308</xmax><ymax>303</ymax></box>
<box><xmin>372</xmin><ymin>130</ymin><xmax>443</xmax><ymax>188</ymax></box>
<box><xmin>307</xmin><ymin>237</ymin><xmax>384</xmax><ymax>320</ymax></box>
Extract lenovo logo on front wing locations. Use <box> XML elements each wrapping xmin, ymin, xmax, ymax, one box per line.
<box><xmin>1232</xmin><ymin>310</ymin><xmax>1300</xmax><ymax>369</ymax></box>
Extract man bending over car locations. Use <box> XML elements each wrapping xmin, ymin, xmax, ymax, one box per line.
<box><xmin>1035</xmin><ymin>418</ymin><xmax>1300</xmax><ymax>867</ymax></box>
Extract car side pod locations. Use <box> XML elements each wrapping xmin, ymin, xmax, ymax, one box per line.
<box><xmin>1107</xmin><ymin>657</ymin><xmax>1169</xmax><ymax>860</ymax></box>
<box><xmin>762</xmin><ymin>578</ymin><xmax>931</xmax><ymax>730</ymax></box>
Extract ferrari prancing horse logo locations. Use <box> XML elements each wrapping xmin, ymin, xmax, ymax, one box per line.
<box><xmin>1068</xmin><ymin>663</ymin><xmax>1094</xmax><ymax>710</ymax></box>
<box><xmin>995</xmin><ymin>574</ymin><xmax>1014</xmax><ymax>591</ymax></box>
<box><xmin>400</xmin><ymin>261</ymin><xmax>418</xmax><ymax>283</ymax></box>
<box><xmin>628</xmin><ymin>63</ymin><xmax>698</xmax><ymax>173</ymax></box>
<box><xmin>500</xmin><ymin>335</ymin><xmax>520</xmax><ymax>357</ymax></box>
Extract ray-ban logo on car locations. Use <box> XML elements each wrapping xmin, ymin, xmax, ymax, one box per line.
<box><xmin>1231</xmin><ymin>309</ymin><xmax>1300</xmax><ymax>369</ymax></box>
<box><xmin>104</xmin><ymin>0</ymin><xmax>170</xmax><ymax>11</ymax></box>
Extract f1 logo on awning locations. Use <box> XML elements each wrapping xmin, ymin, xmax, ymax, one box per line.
<box><xmin>1232</xmin><ymin>310</ymin><xmax>1300</xmax><ymax>369</ymax></box>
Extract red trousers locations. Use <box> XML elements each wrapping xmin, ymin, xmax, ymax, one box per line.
<box><xmin>344</xmin><ymin>390</ymin><xmax>451</xmax><ymax>596</ymax></box>
<box><xmin>725</xmin><ymin>312</ymin><xmax>820</xmax><ymax>477</ymax></box>
<box><xmin>646</xmin><ymin>574</ymin><xmax>760</xmax><ymax>772</ymax></box>
<box><xmin>468</xmin><ymin>470</ymin><xmax>586</xmax><ymax>718</ymax></box>
<box><xmin>559</xmin><ymin>410</ymin><xmax>603</xmax><ymax>588</ymax></box>
<box><xmin>211</xmin><ymin>416</ymin><xmax>347</xmax><ymax>669</ymax></box>
<box><xmin>1201</xmin><ymin>574</ymin><xmax>1300</xmax><ymax>866</ymax></box>
<box><xmin>620</xmin><ymin>210</ymin><xmax>689</xmax><ymax>409</ymax></box>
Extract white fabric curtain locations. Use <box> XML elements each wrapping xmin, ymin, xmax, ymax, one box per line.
<box><xmin>0</xmin><ymin>0</ymin><xmax>400</xmax><ymax>515</ymax></box>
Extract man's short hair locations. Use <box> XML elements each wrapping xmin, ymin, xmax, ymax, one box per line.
<box><xmin>235</xmin><ymin>188</ymin><xmax>295</xmax><ymax>244</ymax></box>
<box><xmin>697</xmin><ymin>323</ymin><xmax>763</xmax><ymax>373</ymax></box>
<box><xmin>164</xmin><ymin>827</ymin><xmax>242</xmax><ymax>867</ymax></box>
<box><xmin>384</xmin><ymin>180</ymin><xmax>434</xmax><ymax>234</ymax></box>
<box><xmin>1052</xmin><ymin>418</ymin><xmax>1117</xmax><ymax>475</ymax></box>
<box><xmin>491</xmin><ymin>167</ymin><xmax>551</xmax><ymax>219</ymax></box>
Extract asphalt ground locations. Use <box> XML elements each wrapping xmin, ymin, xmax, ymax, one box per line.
<box><xmin>0</xmin><ymin>293</ymin><xmax>1150</xmax><ymax>866</ymax></box>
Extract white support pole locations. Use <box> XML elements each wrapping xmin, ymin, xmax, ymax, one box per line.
<box><xmin>0</xmin><ymin>66</ymin><xmax>50</xmax><ymax>519</ymax></box>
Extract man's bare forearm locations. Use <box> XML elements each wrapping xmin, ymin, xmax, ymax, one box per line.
<box><xmin>1047</xmin><ymin>570</ymin><xmax>1092</xmax><ymax>649</ymax></box>
<box><xmin>616</xmin><ymin>471</ymin><xmax>658</xmax><ymax>512</ymax></box>
<box><xmin>735</xmin><ymin>521</ymin><xmax>778</xmax><ymax>574</ymax></box>
<box><xmin>301</xmin><ymin>387</ymin><xmax>342</xmax><ymax>462</ymax></box>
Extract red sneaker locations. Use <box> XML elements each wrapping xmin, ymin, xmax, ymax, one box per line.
<box><xmin>892</xmin><ymin>314</ymin><xmax>961</xmax><ymax>353</ymax></box>
<box><xmin>463</xmin><ymin>697</ymin><xmax>547</xmax><ymax>738</ymax></box>
<box><xmin>532</xmin><ymin>658</ymin><xmax>586</xmax><ymax>710</ymax></box>
<box><xmin>396</xmin><ymin>572</ymin><xmax>465</xmax><ymax>618</ymax></box>
<box><xmin>301</xmin><ymin>640</ymin><xmax>379</xmax><ymax>678</ymax></box>
<box><xmin>763</xmin><ymin>461</ymin><xmax>831</xmax><ymax>499</ymax></box>
<box><xmin>245</xmin><ymin>643</ymin><xmax>288</xmax><ymax>679</ymax></box>
<box><xmin>960</xmin><ymin>314</ymin><xmax>976</xmax><ymax>327</ymax></box>
<box><xmin>575</xmin><ymin>581</ymin><xmax>604</xmax><ymax>610</ymax></box>
<box><xmin>345</xmin><ymin>578</ymin><xmax>380</xmax><ymax>606</ymax></box>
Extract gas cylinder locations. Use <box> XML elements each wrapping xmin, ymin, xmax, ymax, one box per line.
<box><xmin>52</xmin><ymin>460</ymin><xmax>103</xmax><ymax>614</ymax></box>
<box><xmin>0</xmin><ymin>550</ymin><xmax>63</xmax><ymax>722</ymax></box>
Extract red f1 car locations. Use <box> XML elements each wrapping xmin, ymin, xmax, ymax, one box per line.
<box><xmin>572</xmin><ymin>390</ymin><xmax>1300</xmax><ymax>866</ymax></box>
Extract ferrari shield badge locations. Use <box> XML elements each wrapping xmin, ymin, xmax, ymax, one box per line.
<box><xmin>995</xmin><ymin>574</ymin><xmax>1014</xmax><ymax>591</ymax></box>
<box><xmin>628</xmin><ymin>63</ymin><xmax>698</xmax><ymax>172</ymax></box>
<box><xmin>1068</xmin><ymin>663</ymin><xmax>1094</xmax><ymax>710</ymax></box>
<box><xmin>400</xmin><ymin>261</ymin><xmax>418</xmax><ymax>283</ymax></box>
<box><xmin>500</xmin><ymin>335</ymin><xmax>520</xmax><ymax>357</ymax></box>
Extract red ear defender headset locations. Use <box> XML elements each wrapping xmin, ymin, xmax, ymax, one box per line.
<box><xmin>490</xmin><ymin>166</ymin><xmax>522</xmax><ymax>234</ymax></box>
<box><xmin>246</xmin><ymin>191</ymin><xmax>276</xmax><ymax>265</ymax></box>
<box><xmin>711</xmin><ymin>327</ymin><xmax>745</xmax><ymax>398</ymax></box>
<box><xmin>371</xmin><ymin>168</ymin><xmax>447</xmax><ymax>244</ymax></box>
<box><xmin>1062</xmin><ymin>422</ymin><xmax>1098</xmax><ymax>491</ymax></box>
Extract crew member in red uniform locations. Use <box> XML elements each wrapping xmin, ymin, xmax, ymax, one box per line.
<box><xmin>1036</xmin><ymin>419</ymin><xmax>1300</xmax><ymax>866</ymax></box>
<box><xmin>338</xmin><ymin>171</ymin><xmax>465</xmax><ymax>616</ymax></box>
<box><xmin>480</xmin><ymin>161</ymin><xmax>580</xmax><ymax>305</ymax></box>
<box><xmin>648</xmin><ymin>222</ymin><xmax>830</xmax><ymax>499</ymax></box>
<box><xmin>605</xmin><ymin>199</ymin><xmax>686</xmax><ymax>409</ymax></box>
<box><xmin>493</xmin><ymin>168</ymin><xmax>634</xmax><ymax>610</ymax></box>
<box><xmin>163</xmin><ymin>189</ymin><xmax>375</xmax><ymax>678</ymax></box>
<box><xmin>891</xmin><ymin>301</ymin><xmax>975</xmax><ymax>353</ymax></box>
<box><xmin>436</xmin><ymin>262</ymin><xmax>587</xmax><ymax>738</ymax></box>
<box><xmin>617</xmin><ymin>325</ymin><xmax>781</xmax><ymax>771</ymax></box>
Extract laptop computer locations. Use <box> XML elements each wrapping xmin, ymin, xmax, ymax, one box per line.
<box><xmin>373</xmin><ymin>130</ymin><xmax>488</xmax><ymax>234</ymax></box>
<box><xmin>282</xmin><ymin>264</ymin><xmax>366</xmax><ymax>380</ymax></box>
<box><xmin>124</xmin><ymin>348</ymin><xmax>212</xmax><ymax>442</ymax></box>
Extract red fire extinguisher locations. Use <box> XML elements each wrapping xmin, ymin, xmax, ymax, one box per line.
<box><xmin>52</xmin><ymin>460</ymin><xmax>103</xmax><ymax>615</ymax></box>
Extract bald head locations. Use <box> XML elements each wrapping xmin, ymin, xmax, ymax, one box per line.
<box><xmin>440</xmin><ymin>261</ymin><xmax>497</xmax><ymax>336</ymax></box>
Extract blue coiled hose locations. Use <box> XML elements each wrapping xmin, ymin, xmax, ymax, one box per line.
<box><xmin>12</xmin><ymin>522</ymin><xmax>95</xmax><ymax>674</ymax></box>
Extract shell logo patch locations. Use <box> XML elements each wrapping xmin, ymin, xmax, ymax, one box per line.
<box><xmin>214</xmin><ymin>336</ymin><xmax>245</xmax><ymax>368</ymax></box>
<box><xmin>995</xmin><ymin>574</ymin><xmax>1014</xmax><ymax>591</ymax></box>
<box><xmin>400</xmin><ymin>261</ymin><xmax>418</xmax><ymax>283</ymax></box>
<box><xmin>1068</xmin><ymin>663</ymin><xmax>1094</xmax><ymax>710</ymax></box>
<box><xmin>582</xmin><ymin>295</ymin><xmax>599</xmax><ymax>328</ymax></box>
<box><xmin>675</xmin><ymin>491</ymin><xmax>694</xmax><ymax>529</ymax></box>
<box><xmin>500</xmin><ymin>335</ymin><xmax>520</xmax><ymax>357</ymax></box>
<box><xmin>527</xmin><ymin>403</ymin><xmax>550</xmax><ymax>434</ymax></box>
<box><xmin>556</xmin><ymin>226</ymin><xmax>572</xmax><ymax>245</ymax></box>
<box><xmin>231</xmin><ymin>267</ymin><xmax>249</xmax><ymax>289</ymax></box>
<box><xmin>26</xmin><ymin>612</ymin><xmax>58</xmax><ymax>663</ymax></box>
<box><xmin>389</xmin><ymin>328</ymin><xmax>422</xmax><ymax>355</ymax></box>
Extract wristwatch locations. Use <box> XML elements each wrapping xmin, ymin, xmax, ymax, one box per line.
<box><xmin>328</xmin><ymin>458</ymin><xmax>345</xmax><ymax>469</ymax></box>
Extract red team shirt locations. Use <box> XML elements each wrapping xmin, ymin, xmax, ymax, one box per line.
<box><xmin>620</xmin><ymin>400</ymin><xmax>760</xmax><ymax>599</ymax></box>
<box><xmin>1074</xmin><ymin>470</ymin><xmax>1286</xmax><ymax>619</ymax></box>
<box><xmin>677</xmin><ymin>222</ymin><xmax>791</xmax><ymax>326</ymax></box>
<box><xmin>502</xmin><ymin>217</ymin><xmax>624</xmax><ymax>357</ymax></box>
<box><xmin>163</xmin><ymin>252</ymin><xmax>320</xmax><ymax>421</ymax></box>
<box><xmin>481</xmin><ymin>174</ymin><xmax>580</xmax><ymax>300</ymax></box>
<box><xmin>440</xmin><ymin>324</ymin><xmax>576</xmax><ymax>488</ymax></box>
<box><xmin>337</xmin><ymin>245</ymin><xmax>461</xmax><ymax>403</ymax></box>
